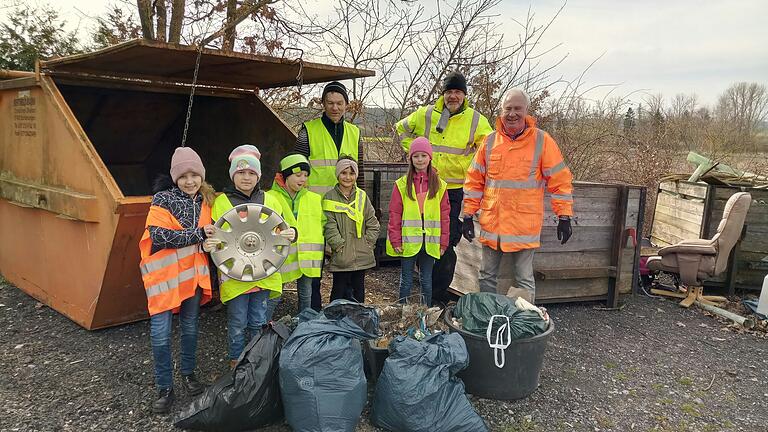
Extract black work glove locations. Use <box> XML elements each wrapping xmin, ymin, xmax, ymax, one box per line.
<box><xmin>461</xmin><ymin>216</ymin><xmax>475</xmax><ymax>242</ymax></box>
<box><xmin>557</xmin><ymin>217</ymin><xmax>572</xmax><ymax>245</ymax></box>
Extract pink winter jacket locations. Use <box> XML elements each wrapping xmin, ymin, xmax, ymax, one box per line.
<box><xmin>388</xmin><ymin>171</ymin><xmax>450</xmax><ymax>251</ymax></box>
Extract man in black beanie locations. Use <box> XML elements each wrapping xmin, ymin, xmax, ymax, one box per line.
<box><xmin>394</xmin><ymin>71</ymin><xmax>492</xmax><ymax>304</ymax></box>
<box><xmin>294</xmin><ymin>80</ymin><xmax>363</xmax><ymax>310</ymax></box>
<box><xmin>295</xmin><ymin>81</ymin><xmax>363</xmax><ymax>195</ymax></box>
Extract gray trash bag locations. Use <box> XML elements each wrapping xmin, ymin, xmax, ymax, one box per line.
<box><xmin>371</xmin><ymin>333</ymin><xmax>488</xmax><ymax>432</ymax></box>
<box><xmin>454</xmin><ymin>292</ymin><xmax>548</xmax><ymax>339</ymax></box>
<box><xmin>174</xmin><ymin>322</ymin><xmax>290</xmax><ymax>431</ymax></box>
<box><xmin>279</xmin><ymin>300</ymin><xmax>380</xmax><ymax>432</ymax></box>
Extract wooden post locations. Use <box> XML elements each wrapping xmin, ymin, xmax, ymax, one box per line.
<box><xmin>372</xmin><ymin>170</ymin><xmax>382</xmax><ymax>212</ymax></box>
<box><xmin>700</xmin><ymin>183</ymin><xmax>714</xmax><ymax>238</ymax></box>
<box><xmin>725</xmin><ymin>225</ymin><xmax>746</xmax><ymax>296</ymax></box>
<box><xmin>607</xmin><ymin>185</ymin><xmax>629</xmax><ymax>307</ymax></box>
<box><xmin>372</xmin><ymin>170</ymin><xmax>382</xmax><ymax>265</ymax></box>
<box><xmin>631</xmin><ymin>186</ymin><xmax>647</xmax><ymax>295</ymax></box>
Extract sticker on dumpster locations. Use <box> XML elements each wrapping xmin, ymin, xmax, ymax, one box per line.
<box><xmin>13</xmin><ymin>95</ymin><xmax>37</xmax><ymax>137</ymax></box>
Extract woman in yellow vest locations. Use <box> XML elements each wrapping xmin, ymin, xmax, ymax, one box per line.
<box><xmin>138</xmin><ymin>147</ymin><xmax>216</xmax><ymax>413</ymax></box>
<box><xmin>206</xmin><ymin>145</ymin><xmax>296</xmax><ymax>368</ymax></box>
<box><xmin>323</xmin><ymin>156</ymin><xmax>380</xmax><ymax>303</ymax></box>
<box><xmin>386</xmin><ymin>137</ymin><xmax>449</xmax><ymax>306</ymax></box>
<box><xmin>265</xmin><ymin>153</ymin><xmax>325</xmax><ymax>314</ymax></box>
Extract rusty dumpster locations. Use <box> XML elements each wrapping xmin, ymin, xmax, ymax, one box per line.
<box><xmin>0</xmin><ymin>39</ymin><xmax>373</xmax><ymax>329</ymax></box>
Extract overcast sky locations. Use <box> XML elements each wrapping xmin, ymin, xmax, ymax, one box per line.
<box><xmin>7</xmin><ymin>0</ymin><xmax>767</xmax><ymax>107</ymax></box>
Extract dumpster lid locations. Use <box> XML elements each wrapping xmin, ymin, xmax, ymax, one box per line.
<box><xmin>41</xmin><ymin>39</ymin><xmax>374</xmax><ymax>90</ymax></box>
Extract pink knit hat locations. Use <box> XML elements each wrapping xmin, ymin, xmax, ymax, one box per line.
<box><xmin>170</xmin><ymin>147</ymin><xmax>205</xmax><ymax>181</ymax></box>
<box><xmin>228</xmin><ymin>144</ymin><xmax>262</xmax><ymax>180</ymax></box>
<box><xmin>408</xmin><ymin>137</ymin><xmax>433</xmax><ymax>160</ymax></box>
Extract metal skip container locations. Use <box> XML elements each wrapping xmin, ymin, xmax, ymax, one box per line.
<box><xmin>0</xmin><ymin>40</ymin><xmax>373</xmax><ymax>329</ymax></box>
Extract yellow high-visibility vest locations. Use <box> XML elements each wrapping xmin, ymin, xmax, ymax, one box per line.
<box><xmin>305</xmin><ymin>118</ymin><xmax>359</xmax><ymax>195</ymax></box>
<box><xmin>386</xmin><ymin>176</ymin><xmax>447</xmax><ymax>259</ymax></box>
<box><xmin>396</xmin><ymin>96</ymin><xmax>492</xmax><ymax>189</ymax></box>
<box><xmin>322</xmin><ymin>187</ymin><xmax>367</xmax><ymax>238</ymax></box>
<box><xmin>266</xmin><ymin>187</ymin><xmax>324</xmax><ymax>281</ymax></box>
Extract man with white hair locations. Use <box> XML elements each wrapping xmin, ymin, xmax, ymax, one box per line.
<box><xmin>461</xmin><ymin>88</ymin><xmax>574</xmax><ymax>302</ymax></box>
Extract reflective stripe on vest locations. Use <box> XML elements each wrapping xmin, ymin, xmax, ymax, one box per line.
<box><xmin>385</xmin><ymin>176</ymin><xmax>446</xmax><ymax>259</ymax></box>
<box><xmin>146</xmin><ymin>265</ymin><xmax>211</xmax><ymax>298</ymax></box>
<box><xmin>266</xmin><ymin>188</ymin><xmax>324</xmax><ymax>280</ymax></box>
<box><xmin>398</xmin><ymin>116</ymin><xmax>415</xmax><ymax>142</ymax></box>
<box><xmin>465</xmin><ymin>129</ymin><xmax>546</xmax><ymax>202</ymax></box>
<box><xmin>305</xmin><ymin>118</ymin><xmax>359</xmax><ymax>195</ymax></box>
<box><xmin>472</xmin><ymin>128</ymin><xmax>549</xmax><ymax>249</ymax></box>
<box><xmin>420</xmin><ymin>99</ymin><xmax>484</xmax><ymax>189</ymax></box>
<box><xmin>479</xmin><ymin>230</ymin><xmax>541</xmax><ymax>244</ymax></box>
<box><xmin>322</xmin><ymin>188</ymin><xmax>367</xmax><ymax>238</ymax></box>
<box><xmin>138</xmin><ymin>203</ymin><xmax>212</xmax><ymax>315</ymax></box>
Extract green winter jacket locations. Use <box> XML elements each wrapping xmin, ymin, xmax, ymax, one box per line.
<box><xmin>323</xmin><ymin>185</ymin><xmax>380</xmax><ymax>272</ymax></box>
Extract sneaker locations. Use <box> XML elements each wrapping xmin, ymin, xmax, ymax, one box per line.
<box><xmin>152</xmin><ymin>388</ymin><xmax>174</xmax><ymax>414</ymax></box>
<box><xmin>181</xmin><ymin>374</ymin><xmax>205</xmax><ymax>396</ymax></box>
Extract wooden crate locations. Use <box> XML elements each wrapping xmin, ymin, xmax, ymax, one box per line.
<box><xmin>451</xmin><ymin>182</ymin><xmax>645</xmax><ymax>306</ymax></box>
<box><xmin>650</xmin><ymin>180</ymin><xmax>768</xmax><ymax>292</ymax></box>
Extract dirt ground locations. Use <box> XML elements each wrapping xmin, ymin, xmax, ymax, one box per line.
<box><xmin>1</xmin><ymin>266</ymin><xmax>766</xmax><ymax>432</ymax></box>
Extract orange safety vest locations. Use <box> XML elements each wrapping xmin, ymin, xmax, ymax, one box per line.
<box><xmin>463</xmin><ymin>115</ymin><xmax>574</xmax><ymax>252</ymax></box>
<box><xmin>138</xmin><ymin>203</ymin><xmax>213</xmax><ymax>315</ymax></box>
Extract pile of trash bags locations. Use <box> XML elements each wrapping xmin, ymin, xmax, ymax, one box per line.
<box><xmin>175</xmin><ymin>322</ymin><xmax>289</xmax><ymax>431</ymax></box>
<box><xmin>371</xmin><ymin>333</ymin><xmax>488</xmax><ymax>432</ymax></box>
<box><xmin>453</xmin><ymin>292</ymin><xmax>549</xmax><ymax>339</ymax></box>
<box><xmin>174</xmin><ymin>298</ymin><xmax>508</xmax><ymax>431</ymax></box>
<box><xmin>279</xmin><ymin>300</ymin><xmax>380</xmax><ymax>432</ymax></box>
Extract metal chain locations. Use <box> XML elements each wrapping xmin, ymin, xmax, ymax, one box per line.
<box><xmin>295</xmin><ymin>58</ymin><xmax>304</xmax><ymax>94</ymax></box>
<box><xmin>181</xmin><ymin>44</ymin><xmax>204</xmax><ymax>148</ymax></box>
<box><xmin>281</xmin><ymin>47</ymin><xmax>305</xmax><ymax>97</ymax></box>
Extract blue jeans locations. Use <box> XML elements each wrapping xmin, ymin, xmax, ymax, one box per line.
<box><xmin>150</xmin><ymin>289</ymin><xmax>201</xmax><ymax>390</ymax></box>
<box><xmin>296</xmin><ymin>276</ymin><xmax>316</xmax><ymax>314</ymax></box>
<box><xmin>227</xmin><ymin>290</ymin><xmax>269</xmax><ymax>360</ymax></box>
<box><xmin>399</xmin><ymin>248</ymin><xmax>436</xmax><ymax>306</ymax></box>
<box><xmin>265</xmin><ymin>276</ymin><xmax>316</xmax><ymax>320</ymax></box>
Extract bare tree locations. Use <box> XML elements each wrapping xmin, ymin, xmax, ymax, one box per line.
<box><xmin>136</xmin><ymin>0</ymin><xmax>154</xmax><ymax>39</ymax></box>
<box><xmin>716</xmin><ymin>82</ymin><xmax>768</xmax><ymax>148</ymax></box>
<box><xmin>130</xmin><ymin>0</ymin><xmax>279</xmax><ymax>47</ymax></box>
<box><xmin>317</xmin><ymin>0</ymin><xmax>424</xmax><ymax>122</ymax></box>
<box><xmin>168</xmin><ymin>0</ymin><xmax>185</xmax><ymax>43</ymax></box>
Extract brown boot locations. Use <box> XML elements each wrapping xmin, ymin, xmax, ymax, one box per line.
<box><xmin>229</xmin><ymin>359</ymin><xmax>238</xmax><ymax>370</ymax></box>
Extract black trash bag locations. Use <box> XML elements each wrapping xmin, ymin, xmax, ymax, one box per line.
<box><xmin>454</xmin><ymin>292</ymin><xmax>548</xmax><ymax>340</ymax></box>
<box><xmin>279</xmin><ymin>300</ymin><xmax>380</xmax><ymax>432</ymax></box>
<box><xmin>371</xmin><ymin>333</ymin><xmax>488</xmax><ymax>432</ymax></box>
<box><xmin>174</xmin><ymin>322</ymin><xmax>290</xmax><ymax>431</ymax></box>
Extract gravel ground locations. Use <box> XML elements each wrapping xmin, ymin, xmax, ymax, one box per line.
<box><xmin>1</xmin><ymin>268</ymin><xmax>766</xmax><ymax>432</ymax></box>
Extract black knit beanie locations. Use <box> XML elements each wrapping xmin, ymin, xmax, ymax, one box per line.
<box><xmin>322</xmin><ymin>81</ymin><xmax>349</xmax><ymax>103</ymax></box>
<box><xmin>442</xmin><ymin>71</ymin><xmax>467</xmax><ymax>94</ymax></box>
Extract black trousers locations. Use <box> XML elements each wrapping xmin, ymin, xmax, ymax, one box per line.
<box><xmin>311</xmin><ymin>242</ymin><xmax>327</xmax><ymax>312</ymax></box>
<box><xmin>432</xmin><ymin>188</ymin><xmax>463</xmax><ymax>302</ymax></box>
<box><xmin>331</xmin><ymin>270</ymin><xmax>366</xmax><ymax>303</ymax></box>
<box><xmin>311</xmin><ymin>277</ymin><xmax>322</xmax><ymax>311</ymax></box>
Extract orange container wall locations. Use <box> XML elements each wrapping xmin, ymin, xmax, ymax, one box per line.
<box><xmin>1</xmin><ymin>77</ymin><xmax>297</xmax><ymax>329</ymax></box>
<box><xmin>0</xmin><ymin>77</ymin><xmax>123</xmax><ymax>329</ymax></box>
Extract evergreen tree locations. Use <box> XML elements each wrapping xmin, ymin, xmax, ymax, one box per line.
<box><xmin>0</xmin><ymin>4</ymin><xmax>83</xmax><ymax>71</ymax></box>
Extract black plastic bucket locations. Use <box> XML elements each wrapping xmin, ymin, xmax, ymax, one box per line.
<box><xmin>444</xmin><ymin>305</ymin><xmax>554</xmax><ymax>400</ymax></box>
<box><xmin>362</xmin><ymin>340</ymin><xmax>389</xmax><ymax>383</ymax></box>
